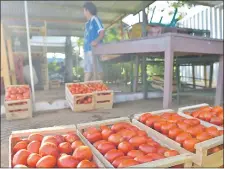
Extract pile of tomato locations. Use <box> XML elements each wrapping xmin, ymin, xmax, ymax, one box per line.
<box><xmin>139</xmin><ymin>112</ymin><xmax>224</xmax><ymax>153</ymax></box>
<box><xmin>83</xmin><ymin>122</ymin><xmax>181</xmax><ymax>168</ymax></box>
<box><xmin>85</xmin><ymin>82</ymin><xmax>109</xmax><ymax>92</ymax></box>
<box><xmin>5</xmin><ymin>86</ymin><xmax>30</xmax><ymax>101</ymax></box>
<box><xmin>68</xmin><ymin>84</ymin><xmax>92</xmax><ymax>95</ymax></box>
<box><xmin>11</xmin><ymin>132</ymin><xmax>98</xmax><ymax>168</ymax></box>
<box><xmin>184</xmin><ymin>106</ymin><xmax>224</xmax><ymax>127</ymax></box>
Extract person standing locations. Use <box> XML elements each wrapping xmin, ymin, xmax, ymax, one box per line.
<box><xmin>83</xmin><ymin>2</ymin><xmax>105</xmax><ymax>81</ymax></box>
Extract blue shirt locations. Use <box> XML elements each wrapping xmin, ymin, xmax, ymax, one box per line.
<box><xmin>84</xmin><ymin>16</ymin><xmax>104</xmax><ymax>52</ymax></box>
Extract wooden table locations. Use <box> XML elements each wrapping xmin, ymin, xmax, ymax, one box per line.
<box><xmin>93</xmin><ymin>33</ymin><xmax>223</xmax><ymax>108</ymax></box>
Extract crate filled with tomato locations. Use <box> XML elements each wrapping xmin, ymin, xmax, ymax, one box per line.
<box><xmin>4</xmin><ymin>85</ymin><xmax>32</xmax><ymax>120</ymax></box>
<box><xmin>133</xmin><ymin>109</ymin><xmax>224</xmax><ymax>167</ymax></box>
<box><xmin>85</xmin><ymin>80</ymin><xmax>114</xmax><ymax>110</ymax></box>
<box><xmin>77</xmin><ymin>117</ymin><xmax>193</xmax><ymax>168</ymax></box>
<box><xmin>65</xmin><ymin>83</ymin><xmax>95</xmax><ymax>112</ymax></box>
<box><xmin>9</xmin><ymin>125</ymin><xmax>105</xmax><ymax>168</ymax></box>
<box><xmin>178</xmin><ymin>103</ymin><xmax>224</xmax><ymax>128</ymax></box>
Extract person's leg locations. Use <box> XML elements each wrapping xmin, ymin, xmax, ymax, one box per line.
<box><xmin>96</xmin><ymin>56</ymin><xmax>104</xmax><ymax>80</ymax></box>
<box><xmin>84</xmin><ymin>52</ymin><xmax>93</xmax><ymax>81</ymax></box>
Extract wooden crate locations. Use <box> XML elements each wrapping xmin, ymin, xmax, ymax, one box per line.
<box><xmin>178</xmin><ymin>103</ymin><xmax>224</xmax><ymax>129</ymax></box>
<box><xmin>65</xmin><ymin>83</ymin><xmax>95</xmax><ymax>112</ymax></box>
<box><xmin>84</xmin><ymin>80</ymin><xmax>114</xmax><ymax>109</ymax></box>
<box><xmin>133</xmin><ymin>109</ymin><xmax>224</xmax><ymax>167</ymax></box>
<box><xmin>50</xmin><ymin>80</ymin><xmax>61</xmax><ymax>89</ymax></box>
<box><xmin>9</xmin><ymin>125</ymin><xmax>105</xmax><ymax>168</ymax></box>
<box><xmin>4</xmin><ymin>85</ymin><xmax>32</xmax><ymax>120</ymax></box>
<box><xmin>77</xmin><ymin>117</ymin><xmax>193</xmax><ymax>168</ymax></box>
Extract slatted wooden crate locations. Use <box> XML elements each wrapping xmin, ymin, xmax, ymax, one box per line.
<box><xmin>77</xmin><ymin>117</ymin><xmax>193</xmax><ymax>168</ymax></box>
<box><xmin>9</xmin><ymin>125</ymin><xmax>105</xmax><ymax>168</ymax></box>
<box><xmin>85</xmin><ymin>80</ymin><xmax>114</xmax><ymax>110</ymax></box>
<box><xmin>49</xmin><ymin>80</ymin><xmax>61</xmax><ymax>89</ymax></box>
<box><xmin>4</xmin><ymin>85</ymin><xmax>32</xmax><ymax>120</ymax></box>
<box><xmin>65</xmin><ymin>83</ymin><xmax>95</xmax><ymax>112</ymax></box>
<box><xmin>133</xmin><ymin>109</ymin><xmax>224</xmax><ymax>167</ymax></box>
<box><xmin>178</xmin><ymin>103</ymin><xmax>224</xmax><ymax>129</ymax></box>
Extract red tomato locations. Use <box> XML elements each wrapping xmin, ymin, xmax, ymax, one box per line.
<box><xmin>97</xmin><ymin>142</ymin><xmax>116</xmax><ymax>155</ymax></box>
<box><xmin>27</xmin><ymin>141</ymin><xmax>41</xmax><ymax>154</ymax></box>
<box><xmin>196</xmin><ymin>132</ymin><xmax>212</xmax><ymax>142</ymax></box>
<box><xmin>177</xmin><ymin>122</ymin><xmax>191</xmax><ymax>131</ymax></box>
<box><xmin>147</xmin><ymin>153</ymin><xmax>165</xmax><ymax>160</ymax></box>
<box><xmin>153</xmin><ymin>120</ymin><xmax>167</xmax><ymax>132</ymax></box>
<box><xmin>134</xmin><ymin>155</ymin><xmax>153</xmax><ymax>163</ymax></box>
<box><xmin>118</xmin><ymin>141</ymin><xmax>134</xmax><ymax>155</ymax></box>
<box><xmin>108</xmin><ymin>134</ymin><xmax>124</xmax><ymax>146</ymax></box>
<box><xmin>13</xmin><ymin>141</ymin><xmax>28</xmax><ymax>153</ymax></box>
<box><xmin>160</xmin><ymin>122</ymin><xmax>177</xmax><ymax>135</ymax></box>
<box><xmin>36</xmin><ymin>155</ymin><xmax>56</xmax><ymax>168</ymax></box>
<box><xmin>136</xmin><ymin>130</ymin><xmax>148</xmax><ymax>137</ymax></box>
<box><xmin>191</xmin><ymin>111</ymin><xmax>201</xmax><ymax>118</ymax></box>
<box><xmin>168</xmin><ymin>127</ymin><xmax>183</xmax><ymax>140</ymax></box>
<box><xmin>212</xmin><ymin>106</ymin><xmax>223</xmax><ymax>114</ymax></box>
<box><xmin>27</xmin><ymin>153</ymin><xmax>41</xmax><ymax>168</ymax></box>
<box><xmin>118</xmin><ymin>159</ymin><xmax>140</xmax><ymax>168</ymax></box>
<box><xmin>54</xmin><ymin>135</ymin><xmax>65</xmax><ymax>145</ymax></box>
<box><xmin>127</xmin><ymin>150</ymin><xmax>145</xmax><ymax>158</ymax></box>
<box><xmin>93</xmin><ymin>140</ymin><xmax>108</xmax><ymax>148</ymax></box>
<box><xmin>111</xmin><ymin>122</ymin><xmax>130</xmax><ymax>132</ymax></box>
<box><xmin>71</xmin><ymin>140</ymin><xmax>84</xmax><ymax>150</ymax></box>
<box><xmin>42</xmin><ymin>136</ymin><xmax>58</xmax><ymax>146</ymax></box>
<box><xmin>112</xmin><ymin>156</ymin><xmax>132</xmax><ymax>168</ymax></box>
<box><xmin>77</xmin><ymin>160</ymin><xmax>97</xmax><ymax>168</ymax></box>
<box><xmin>182</xmin><ymin>138</ymin><xmax>199</xmax><ymax>152</ymax></box>
<box><xmin>206</xmin><ymin>126</ymin><xmax>220</xmax><ymax>137</ymax></box>
<box><xmin>57</xmin><ymin>154</ymin><xmax>79</xmax><ymax>168</ymax></box>
<box><xmin>204</xmin><ymin>112</ymin><xmax>213</xmax><ymax>122</ymax></box>
<box><xmin>64</xmin><ymin>133</ymin><xmax>80</xmax><ymax>143</ymax></box>
<box><xmin>85</xmin><ymin>127</ymin><xmax>100</xmax><ymax>134</ymax></box>
<box><xmin>183</xmin><ymin>119</ymin><xmax>200</xmax><ymax>126</ymax></box>
<box><xmin>100</xmin><ymin>125</ymin><xmax>110</xmax><ymax>130</ymax></box>
<box><xmin>11</xmin><ymin>137</ymin><xmax>22</xmax><ymax>147</ymax></box>
<box><xmin>164</xmin><ymin>150</ymin><xmax>179</xmax><ymax>157</ymax></box>
<box><xmin>145</xmin><ymin>116</ymin><xmax>161</xmax><ymax>127</ymax></box>
<box><xmin>13</xmin><ymin>149</ymin><xmax>30</xmax><ymax>167</ymax></box>
<box><xmin>157</xmin><ymin>147</ymin><xmax>170</xmax><ymax>155</ymax></box>
<box><xmin>102</xmin><ymin>128</ymin><xmax>114</xmax><ymax>140</ymax></box>
<box><xmin>117</xmin><ymin>129</ymin><xmax>137</xmax><ymax>141</ymax></box>
<box><xmin>161</xmin><ymin>113</ymin><xmax>172</xmax><ymax>119</ymax></box>
<box><xmin>72</xmin><ymin>146</ymin><xmax>93</xmax><ymax>161</ymax></box>
<box><xmin>210</xmin><ymin>117</ymin><xmax>223</xmax><ymax>126</ymax></box>
<box><xmin>86</xmin><ymin>132</ymin><xmax>102</xmax><ymax>143</ymax></box>
<box><xmin>104</xmin><ymin>149</ymin><xmax>124</xmax><ymax>163</ymax></box>
<box><xmin>139</xmin><ymin>144</ymin><xmax>157</xmax><ymax>154</ymax></box>
<box><xmin>58</xmin><ymin>142</ymin><xmax>72</xmax><ymax>154</ymax></box>
<box><xmin>175</xmin><ymin>132</ymin><xmax>192</xmax><ymax>144</ymax></box>
<box><xmin>129</xmin><ymin>136</ymin><xmax>147</xmax><ymax>148</ymax></box>
<box><xmin>186</xmin><ymin>126</ymin><xmax>204</xmax><ymax>137</ymax></box>
<box><xmin>39</xmin><ymin>142</ymin><xmax>59</xmax><ymax>158</ymax></box>
<box><xmin>147</xmin><ymin>141</ymin><xmax>160</xmax><ymax>147</ymax></box>
<box><xmin>139</xmin><ymin>113</ymin><xmax>152</xmax><ymax>123</ymax></box>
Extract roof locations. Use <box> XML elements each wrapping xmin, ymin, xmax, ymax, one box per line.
<box><xmin>1</xmin><ymin>1</ymin><xmax>155</xmax><ymax>37</ymax></box>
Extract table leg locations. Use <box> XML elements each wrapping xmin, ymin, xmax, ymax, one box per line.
<box><xmin>143</xmin><ymin>56</ymin><xmax>147</xmax><ymax>99</ymax></box>
<box><xmin>209</xmin><ymin>63</ymin><xmax>213</xmax><ymax>88</ymax></box>
<box><xmin>133</xmin><ymin>56</ymin><xmax>139</xmax><ymax>92</ymax></box>
<box><xmin>215</xmin><ymin>55</ymin><xmax>224</xmax><ymax>105</ymax></box>
<box><xmin>192</xmin><ymin>64</ymin><xmax>196</xmax><ymax>89</ymax></box>
<box><xmin>175</xmin><ymin>61</ymin><xmax>180</xmax><ymax>105</ymax></box>
<box><xmin>163</xmin><ymin>47</ymin><xmax>174</xmax><ymax>109</ymax></box>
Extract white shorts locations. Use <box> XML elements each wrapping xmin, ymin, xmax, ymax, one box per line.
<box><xmin>84</xmin><ymin>51</ymin><xmax>103</xmax><ymax>73</ymax></box>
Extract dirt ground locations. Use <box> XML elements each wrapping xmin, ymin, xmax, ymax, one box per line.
<box><xmin>1</xmin><ymin>95</ymin><xmax>215</xmax><ymax>167</ymax></box>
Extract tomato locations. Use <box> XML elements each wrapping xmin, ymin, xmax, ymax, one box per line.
<box><xmin>194</xmin><ymin>124</ymin><xmax>206</xmax><ymax>131</ymax></box>
<box><xmin>145</xmin><ymin>116</ymin><xmax>161</xmax><ymax>127</ymax></box>
<box><xmin>200</xmin><ymin>106</ymin><xmax>212</xmax><ymax>112</ymax></box>
<box><xmin>210</xmin><ymin>117</ymin><xmax>223</xmax><ymax>126</ymax></box>
<box><xmin>212</xmin><ymin>106</ymin><xmax>223</xmax><ymax>114</ymax></box>
<box><xmin>182</xmin><ymin>138</ymin><xmax>199</xmax><ymax>152</ymax></box>
<box><xmin>175</xmin><ymin>132</ymin><xmax>192</xmax><ymax>144</ymax></box>
<box><xmin>134</xmin><ymin>155</ymin><xmax>153</xmax><ymax>163</ymax></box>
<box><xmin>129</xmin><ymin>136</ymin><xmax>147</xmax><ymax>148</ymax></box>
<box><xmin>168</xmin><ymin>115</ymin><xmax>184</xmax><ymax>123</ymax></box>
<box><xmin>39</xmin><ymin>142</ymin><xmax>59</xmax><ymax>158</ymax></box>
<box><xmin>127</xmin><ymin>150</ymin><xmax>145</xmax><ymax>158</ymax></box>
<box><xmin>71</xmin><ymin>140</ymin><xmax>84</xmax><ymax>150</ymax></box>
<box><xmin>196</xmin><ymin>132</ymin><xmax>212</xmax><ymax>142</ymax></box>
<box><xmin>118</xmin><ymin>141</ymin><xmax>134</xmax><ymax>155</ymax></box>
<box><xmin>183</xmin><ymin>119</ymin><xmax>200</xmax><ymax>126</ymax></box>
<box><xmin>85</xmin><ymin>127</ymin><xmax>100</xmax><ymax>134</ymax></box>
<box><xmin>64</xmin><ymin>133</ymin><xmax>80</xmax><ymax>143</ymax></box>
<box><xmin>117</xmin><ymin>129</ymin><xmax>136</xmax><ymax>141</ymax></box>
<box><xmin>157</xmin><ymin>147</ymin><xmax>170</xmax><ymax>155</ymax></box>
<box><xmin>36</xmin><ymin>155</ymin><xmax>56</xmax><ymax>168</ymax></box>
<box><xmin>203</xmin><ymin>112</ymin><xmax>213</xmax><ymax>122</ymax></box>
<box><xmin>77</xmin><ymin>160</ymin><xmax>97</xmax><ymax>168</ymax></box>
<box><xmin>112</xmin><ymin>156</ymin><xmax>132</xmax><ymax>168</ymax></box>
<box><xmin>139</xmin><ymin>113</ymin><xmax>152</xmax><ymax>123</ymax></box>
<box><xmin>57</xmin><ymin>154</ymin><xmax>79</xmax><ymax>168</ymax></box>
<box><xmin>153</xmin><ymin>120</ymin><xmax>167</xmax><ymax>132</ymax></box>
<box><xmin>111</xmin><ymin>122</ymin><xmax>130</xmax><ymax>132</ymax></box>
<box><xmin>42</xmin><ymin>136</ymin><xmax>58</xmax><ymax>146</ymax></box>
<box><xmin>168</xmin><ymin>128</ymin><xmax>183</xmax><ymax>140</ymax></box>
<box><xmin>14</xmin><ymin>164</ymin><xmax>27</xmax><ymax>168</ymax></box>
<box><xmin>161</xmin><ymin>113</ymin><xmax>172</xmax><ymax>119</ymax></box>
<box><xmin>58</xmin><ymin>142</ymin><xmax>72</xmax><ymax>154</ymax></box>
<box><xmin>164</xmin><ymin>150</ymin><xmax>179</xmax><ymax>157</ymax></box>
<box><xmin>86</xmin><ymin>132</ymin><xmax>102</xmax><ymax>143</ymax></box>
<box><xmin>206</xmin><ymin>126</ymin><xmax>220</xmax><ymax>137</ymax></box>
<box><xmin>177</xmin><ymin>122</ymin><xmax>191</xmax><ymax>131</ymax></box>
<box><xmin>54</xmin><ymin>135</ymin><xmax>65</xmax><ymax>145</ymax></box>
<box><xmin>101</xmin><ymin>128</ymin><xmax>114</xmax><ymax>140</ymax></box>
<box><xmin>72</xmin><ymin>146</ymin><xmax>93</xmax><ymax>161</ymax></box>
<box><xmin>13</xmin><ymin>149</ymin><xmax>30</xmax><ymax>167</ymax></box>
<box><xmin>100</xmin><ymin>125</ymin><xmax>110</xmax><ymax>131</ymax></box>
<box><xmin>27</xmin><ymin>153</ymin><xmax>41</xmax><ymax>168</ymax></box>
<box><xmin>27</xmin><ymin>141</ymin><xmax>41</xmax><ymax>154</ymax></box>
<box><xmin>104</xmin><ymin>149</ymin><xmax>124</xmax><ymax>163</ymax></box>
<box><xmin>136</xmin><ymin>130</ymin><xmax>148</xmax><ymax>137</ymax></box>
<box><xmin>13</xmin><ymin>141</ymin><xmax>28</xmax><ymax>153</ymax></box>
<box><xmin>118</xmin><ymin>159</ymin><xmax>140</xmax><ymax>168</ymax></box>
<box><xmin>160</xmin><ymin>122</ymin><xmax>177</xmax><ymax>135</ymax></box>
<box><xmin>147</xmin><ymin>141</ymin><xmax>160</xmax><ymax>147</ymax></box>
<box><xmin>93</xmin><ymin>140</ymin><xmax>108</xmax><ymax>148</ymax></box>
<box><xmin>108</xmin><ymin>134</ymin><xmax>124</xmax><ymax>146</ymax></box>
<box><xmin>147</xmin><ymin>153</ymin><xmax>165</xmax><ymax>161</ymax></box>
<box><xmin>139</xmin><ymin>144</ymin><xmax>157</xmax><ymax>154</ymax></box>
<box><xmin>97</xmin><ymin>142</ymin><xmax>116</xmax><ymax>155</ymax></box>
<box><xmin>11</xmin><ymin>137</ymin><xmax>22</xmax><ymax>147</ymax></box>
<box><xmin>192</xmin><ymin>111</ymin><xmax>201</xmax><ymax>118</ymax></box>
<box><xmin>186</xmin><ymin>126</ymin><xmax>204</xmax><ymax>137</ymax></box>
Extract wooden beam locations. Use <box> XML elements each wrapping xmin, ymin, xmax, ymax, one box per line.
<box><xmin>209</xmin><ymin>63</ymin><xmax>213</xmax><ymax>88</ymax></box>
<box><xmin>133</xmin><ymin>56</ymin><xmax>139</xmax><ymax>92</ymax></box>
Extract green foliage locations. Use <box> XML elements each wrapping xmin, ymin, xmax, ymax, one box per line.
<box><xmin>48</xmin><ymin>59</ymin><xmax>60</xmax><ymax>73</ymax></box>
<box><xmin>73</xmin><ymin>66</ymin><xmax>84</xmax><ymax>81</ymax></box>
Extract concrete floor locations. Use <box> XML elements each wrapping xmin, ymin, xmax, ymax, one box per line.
<box><xmin>1</xmin><ymin>96</ymin><xmax>215</xmax><ymax>167</ymax></box>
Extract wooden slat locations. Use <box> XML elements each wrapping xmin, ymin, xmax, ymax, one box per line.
<box><xmin>6</xmin><ymin>39</ymin><xmax>16</xmax><ymax>85</ymax></box>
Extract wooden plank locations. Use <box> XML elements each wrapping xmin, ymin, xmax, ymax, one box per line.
<box><xmin>215</xmin><ymin>55</ymin><xmax>224</xmax><ymax>105</ymax></box>
<box><xmin>133</xmin><ymin>56</ymin><xmax>139</xmax><ymax>92</ymax></box>
<box><xmin>209</xmin><ymin>63</ymin><xmax>213</xmax><ymax>88</ymax></box>
<box><xmin>142</xmin><ymin>56</ymin><xmax>147</xmax><ymax>99</ymax></box>
<box><xmin>192</xmin><ymin>64</ymin><xmax>196</xmax><ymax>89</ymax></box>
<box><xmin>204</xmin><ymin>65</ymin><xmax>207</xmax><ymax>87</ymax></box>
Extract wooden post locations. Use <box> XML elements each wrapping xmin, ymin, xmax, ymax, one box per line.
<box><xmin>130</xmin><ymin>56</ymin><xmax>134</xmax><ymax>92</ymax></box>
<box><xmin>175</xmin><ymin>60</ymin><xmax>180</xmax><ymax>105</ymax></box>
<box><xmin>133</xmin><ymin>56</ymin><xmax>139</xmax><ymax>92</ymax></box>
<box><xmin>209</xmin><ymin>63</ymin><xmax>213</xmax><ymax>88</ymax></box>
<box><xmin>6</xmin><ymin>38</ymin><xmax>17</xmax><ymax>85</ymax></box>
<box><xmin>1</xmin><ymin>23</ymin><xmax>11</xmax><ymax>88</ymax></box>
<box><xmin>215</xmin><ymin>55</ymin><xmax>223</xmax><ymax>105</ymax></box>
<box><xmin>192</xmin><ymin>64</ymin><xmax>196</xmax><ymax>89</ymax></box>
<box><xmin>204</xmin><ymin>65</ymin><xmax>207</xmax><ymax>87</ymax></box>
